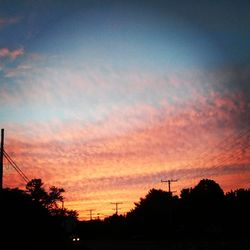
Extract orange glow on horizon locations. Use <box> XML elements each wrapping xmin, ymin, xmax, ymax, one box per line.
<box><xmin>3</xmin><ymin>90</ymin><xmax>250</xmax><ymax>220</ymax></box>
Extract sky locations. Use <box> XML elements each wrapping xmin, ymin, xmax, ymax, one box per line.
<box><xmin>1</xmin><ymin>0</ymin><xmax>250</xmax><ymax>220</ymax></box>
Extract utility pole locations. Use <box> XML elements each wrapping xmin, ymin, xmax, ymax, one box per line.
<box><xmin>161</xmin><ymin>178</ymin><xmax>178</xmax><ymax>226</ymax></box>
<box><xmin>87</xmin><ymin>209</ymin><xmax>95</xmax><ymax>220</ymax></box>
<box><xmin>0</xmin><ymin>129</ymin><xmax>4</xmax><ymax>190</ymax></box>
<box><xmin>111</xmin><ymin>202</ymin><xmax>123</xmax><ymax>215</ymax></box>
<box><xmin>161</xmin><ymin>179</ymin><xmax>178</xmax><ymax>194</ymax></box>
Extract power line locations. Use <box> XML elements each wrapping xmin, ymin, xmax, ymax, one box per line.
<box><xmin>192</xmin><ymin>129</ymin><xmax>250</xmax><ymax>178</ymax></box>
<box><xmin>174</xmin><ymin>125</ymin><xmax>250</xmax><ymax>181</ymax></box>
<box><xmin>197</xmin><ymin>129</ymin><xmax>249</xmax><ymax>169</ymax></box>
<box><xmin>3</xmin><ymin>150</ymin><xmax>29</xmax><ymax>182</ymax></box>
<box><xmin>0</xmin><ymin>129</ymin><xmax>4</xmax><ymax>190</ymax></box>
<box><xmin>162</xmin><ymin>129</ymin><xmax>248</xmax><ymax>187</ymax></box>
<box><xmin>3</xmin><ymin>150</ymin><xmax>29</xmax><ymax>184</ymax></box>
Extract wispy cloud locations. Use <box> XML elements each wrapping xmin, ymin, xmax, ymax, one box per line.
<box><xmin>2</xmin><ymin>61</ymin><xmax>250</xmax><ymax>217</ymax></box>
<box><xmin>0</xmin><ymin>47</ymin><xmax>24</xmax><ymax>60</ymax></box>
<box><xmin>4</xmin><ymin>89</ymin><xmax>249</xmax><ymax>187</ymax></box>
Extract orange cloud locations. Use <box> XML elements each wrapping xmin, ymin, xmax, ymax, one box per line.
<box><xmin>3</xmin><ymin>88</ymin><xmax>249</xmax><ymax>218</ymax></box>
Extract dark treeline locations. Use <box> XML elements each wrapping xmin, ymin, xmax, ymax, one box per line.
<box><xmin>1</xmin><ymin>178</ymin><xmax>250</xmax><ymax>249</ymax></box>
<box><xmin>1</xmin><ymin>179</ymin><xmax>78</xmax><ymax>249</ymax></box>
<box><xmin>76</xmin><ymin>179</ymin><xmax>250</xmax><ymax>241</ymax></box>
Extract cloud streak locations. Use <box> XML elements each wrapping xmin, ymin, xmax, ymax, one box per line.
<box><xmin>0</xmin><ymin>47</ymin><xmax>24</xmax><ymax>60</ymax></box>
<box><xmin>3</xmin><ymin>84</ymin><xmax>250</xmax><ymax>217</ymax></box>
<box><xmin>1</xmin><ymin>57</ymin><xmax>250</xmax><ymax>218</ymax></box>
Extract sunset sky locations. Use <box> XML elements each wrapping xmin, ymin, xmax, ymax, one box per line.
<box><xmin>1</xmin><ymin>0</ymin><xmax>250</xmax><ymax>220</ymax></box>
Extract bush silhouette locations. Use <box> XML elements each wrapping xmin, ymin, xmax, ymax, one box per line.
<box><xmin>1</xmin><ymin>188</ymin><xmax>66</xmax><ymax>247</ymax></box>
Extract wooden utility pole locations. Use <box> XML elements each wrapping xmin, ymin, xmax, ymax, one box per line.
<box><xmin>87</xmin><ymin>209</ymin><xmax>95</xmax><ymax>220</ymax></box>
<box><xmin>111</xmin><ymin>202</ymin><xmax>123</xmax><ymax>215</ymax></box>
<box><xmin>161</xmin><ymin>179</ymin><xmax>178</xmax><ymax>194</ymax></box>
<box><xmin>0</xmin><ymin>129</ymin><xmax>4</xmax><ymax>190</ymax></box>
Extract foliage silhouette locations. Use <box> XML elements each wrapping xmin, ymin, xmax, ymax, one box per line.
<box><xmin>2</xmin><ymin>179</ymin><xmax>78</xmax><ymax>249</ymax></box>
<box><xmin>224</xmin><ymin>188</ymin><xmax>250</xmax><ymax>238</ymax></box>
<box><xmin>26</xmin><ymin>178</ymin><xmax>48</xmax><ymax>205</ymax></box>
<box><xmin>191</xmin><ymin>179</ymin><xmax>224</xmax><ymax>203</ymax></box>
<box><xmin>3</xmin><ymin>177</ymin><xmax>249</xmax><ymax>248</ymax></box>
<box><xmin>76</xmin><ymin>179</ymin><xmax>250</xmax><ymax>242</ymax></box>
<box><xmin>1</xmin><ymin>188</ymin><xmax>66</xmax><ymax>248</ymax></box>
<box><xmin>127</xmin><ymin>189</ymin><xmax>178</xmax><ymax>238</ymax></box>
<box><xmin>26</xmin><ymin>178</ymin><xmax>65</xmax><ymax>210</ymax></box>
<box><xmin>180</xmin><ymin>179</ymin><xmax>225</xmax><ymax>237</ymax></box>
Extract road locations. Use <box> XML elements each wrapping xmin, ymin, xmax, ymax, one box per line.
<box><xmin>75</xmin><ymin>239</ymin><xmax>250</xmax><ymax>250</ymax></box>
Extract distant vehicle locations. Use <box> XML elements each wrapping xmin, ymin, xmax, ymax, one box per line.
<box><xmin>70</xmin><ymin>234</ymin><xmax>80</xmax><ymax>244</ymax></box>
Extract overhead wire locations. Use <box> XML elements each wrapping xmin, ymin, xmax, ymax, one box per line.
<box><xmin>179</xmin><ymin>126</ymin><xmax>250</xmax><ymax>181</ymax></box>
<box><xmin>163</xmin><ymin>125</ymin><xmax>250</xmax><ymax>184</ymax></box>
<box><xmin>3</xmin><ymin>149</ymin><xmax>29</xmax><ymax>183</ymax></box>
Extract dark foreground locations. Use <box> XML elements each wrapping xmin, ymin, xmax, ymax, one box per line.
<box><xmin>8</xmin><ymin>239</ymin><xmax>250</xmax><ymax>250</ymax></box>
<box><xmin>76</xmin><ymin>239</ymin><xmax>250</xmax><ymax>250</ymax></box>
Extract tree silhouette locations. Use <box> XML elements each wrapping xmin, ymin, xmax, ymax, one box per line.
<box><xmin>127</xmin><ymin>189</ymin><xmax>178</xmax><ymax>238</ymax></box>
<box><xmin>26</xmin><ymin>178</ymin><xmax>65</xmax><ymax>211</ymax></box>
<box><xmin>75</xmin><ymin>179</ymin><xmax>250</xmax><ymax>242</ymax></box>
<box><xmin>180</xmin><ymin>179</ymin><xmax>225</xmax><ymax>237</ymax></box>
<box><xmin>1</xmin><ymin>188</ymin><xmax>67</xmax><ymax>247</ymax></box>
<box><xmin>180</xmin><ymin>188</ymin><xmax>192</xmax><ymax>200</ymax></box>
<box><xmin>224</xmin><ymin>188</ymin><xmax>250</xmax><ymax>237</ymax></box>
<box><xmin>25</xmin><ymin>178</ymin><xmax>78</xmax><ymax>235</ymax></box>
<box><xmin>191</xmin><ymin>179</ymin><xmax>224</xmax><ymax>203</ymax></box>
<box><xmin>26</xmin><ymin>178</ymin><xmax>48</xmax><ymax>205</ymax></box>
<box><xmin>1</xmin><ymin>178</ymin><xmax>80</xmax><ymax>248</ymax></box>
<box><xmin>47</xmin><ymin>186</ymin><xmax>65</xmax><ymax>209</ymax></box>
